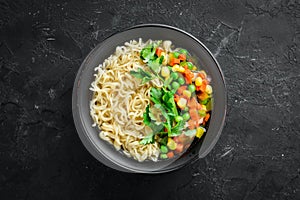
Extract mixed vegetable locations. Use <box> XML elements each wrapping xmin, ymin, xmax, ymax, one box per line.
<box><xmin>130</xmin><ymin>41</ymin><xmax>213</xmax><ymax>160</ymax></box>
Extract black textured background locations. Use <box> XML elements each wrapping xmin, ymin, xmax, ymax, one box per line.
<box><xmin>0</xmin><ymin>0</ymin><xmax>300</xmax><ymax>199</ymax></box>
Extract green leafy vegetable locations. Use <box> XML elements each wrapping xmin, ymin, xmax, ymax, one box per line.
<box><xmin>143</xmin><ymin>105</ymin><xmax>151</xmax><ymax>126</ymax></box>
<box><xmin>140</xmin><ymin>123</ymin><xmax>164</xmax><ymax>145</ymax></box>
<box><xmin>169</xmin><ymin>120</ymin><xmax>185</xmax><ymax>137</ymax></box>
<box><xmin>162</xmin><ymin>89</ymin><xmax>178</xmax><ymax>116</ymax></box>
<box><xmin>140</xmin><ymin>41</ymin><xmax>161</xmax><ymax>61</ymax></box>
<box><xmin>130</xmin><ymin>68</ymin><xmax>154</xmax><ymax>84</ymax></box>
<box><xmin>164</xmin><ymin>77</ymin><xmax>173</xmax><ymax>87</ymax></box>
<box><xmin>148</xmin><ymin>56</ymin><xmax>164</xmax><ymax>74</ymax></box>
<box><xmin>140</xmin><ymin>134</ymin><xmax>154</xmax><ymax>145</ymax></box>
<box><xmin>150</xmin><ymin>87</ymin><xmax>162</xmax><ymax>100</ymax></box>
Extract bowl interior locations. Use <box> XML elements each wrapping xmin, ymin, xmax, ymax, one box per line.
<box><xmin>72</xmin><ymin>24</ymin><xmax>226</xmax><ymax>173</ymax></box>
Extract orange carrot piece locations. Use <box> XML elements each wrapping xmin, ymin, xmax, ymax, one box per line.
<box><xmin>167</xmin><ymin>151</ymin><xmax>174</xmax><ymax>158</ymax></box>
<box><xmin>189</xmin><ymin>108</ymin><xmax>199</xmax><ymax>121</ymax></box>
<box><xmin>170</xmin><ymin>58</ymin><xmax>180</xmax><ymax>66</ymax></box>
<box><xmin>155</xmin><ymin>48</ymin><xmax>163</xmax><ymax>57</ymax></box>
<box><xmin>175</xmin><ymin>143</ymin><xmax>184</xmax><ymax>153</ymax></box>
<box><xmin>174</xmin><ymin>94</ymin><xmax>180</xmax><ymax>102</ymax></box>
<box><xmin>177</xmin><ymin>86</ymin><xmax>187</xmax><ymax>95</ymax></box>
<box><xmin>178</xmin><ymin>54</ymin><xmax>186</xmax><ymax>61</ymax></box>
<box><xmin>187</xmin><ymin>119</ymin><xmax>195</xmax><ymax>130</ymax></box>
<box><xmin>187</xmin><ymin>97</ymin><xmax>198</xmax><ymax>109</ymax></box>
<box><xmin>173</xmin><ymin>136</ymin><xmax>180</xmax><ymax>143</ymax></box>
<box><xmin>183</xmin><ymin>68</ymin><xmax>194</xmax><ymax>84</ymax></box>
<box><xmin>204</xmin><ymin>113</ymin><xmax>210</xmax><ymax>122</ymax></box>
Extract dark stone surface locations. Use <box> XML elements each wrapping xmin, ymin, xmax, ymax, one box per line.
<box><xmin>0</xmin><ymin>0</ymin><xmax>299</xmax><ymax>199</ymax></box>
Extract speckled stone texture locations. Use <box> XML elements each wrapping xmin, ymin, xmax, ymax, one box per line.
<box><xmin>0</xmin><ymin>0</ymin><xmax>299</xmax><ymax>199</ymax></box>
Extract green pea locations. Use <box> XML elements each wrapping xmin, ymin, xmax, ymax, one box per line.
<box><xmin>175</xmin><ymin>116</ymin><xmax>183</xmax><ymax>122</ymax></box>
<box><xmin>178</xmin><ymin>77</ymin><xmax>185</xmax><ymax>85</ymax></box>
<box><xmin>160</xmin><ymin>145</ymin><xmax>168</xmax><ymax>154</ymax></box>
<box><xmin>201</xmin><ymin>99</ymin><xmax>208</xmax><ymax>105</ymax></box>
<box><xmin>173</xmin><ymin>52</ymin><xmax>180</xmax><ymax>58</ymax></box>
<box><xmin>172</xmin><ymin>81</ymin><xmax>180</xmax><ymax>90</ymax></box>
<box><xmin>180</xmin><ymin>61</ymin><xmax>187</xmax><ymax>67</ymax></box>
<box><xmin>160</xmin><ymin>153</ymin><xmax>168</xmax><ymax>159</ymax></box>
<box><xmin>171</xmin><ymin>72</ymin><xmax>179</xmax><ymax>80</ymax></box>
<box><xmin>188</xmin><ymin>84</ymin><xmax>196</xmax><ymax>93</ymax></box>
<box><xmin>179</xmin><ymin>49</ymin><xmax>188</xmax><ymax>55</ymax></box>
<box><xmin>183</xmin><ymin>107</ymin><xmax>189</xmax><ymax>112</ymax></box>
<box><xmin>187</xmin><ymin>62</ymin><xmax>193</xmax><ymax>70</ymax></box>
<box><xmin>183</xmin><ymin>113</ymin><xmax>190</xmax><ymax>121</ymax></box>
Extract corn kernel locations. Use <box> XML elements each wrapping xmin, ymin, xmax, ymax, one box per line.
<box><xmin>172</xmin><ymin>64</ymin><xmax>185</xmax><ymax>73</ymax></box>
<box><xmin>196</xmin><ymin>127</ymin><xmax>206</xmax><ymax>138</ymax></box>
<box><xmin>201</xmin><ymin>105</ymin><xmax>207</xmax><ymax>111</ymax></box>
<box><xmin>172</xmin><ymin>64</ymin><xmax>180</xmax><ymax>72</ymax></box>
<box><xmin>167</xmin><ymin>138</ymin><xmax>177</xmax><ymax>150</ymax></box>
<box><xmin>192</xmin><ymin>66</ymin><xmax>197</xmax><ymax>70</ymax></box>
<box><xmin>206</xmin><ymin>85</ymin><xmax>213</xmax><ymax>94</ymax></box>
<box><xmin>195</xmin><ymin>77</ymin><xmax>203</xmax><ymax>86</ymax></box>
<box><xmin>178</xmin><ymin>66</ymin><xmax>185</xmax><ymax>72</ymax></box>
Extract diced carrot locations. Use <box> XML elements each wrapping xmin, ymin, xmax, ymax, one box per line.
<box><xmin>178</xmin><ymin>54</ymin><xmax>186</xmax><ymax>61</ymax></box>
<box><xmin>169</xmin><ymin>58</ymin><xmax>180</xmax><ymax>66</ymax></box>
<box><xmin>197</xmin><ymin>104</ymin><xmax>202</xmax><ymax>110</ymax></box>
<box><xmin>183</xmin><ymin>68</ymin><xmax>194</xmax><ymax>84</ymax></box>
<box><xmin>173</xmin><ymin>136</ymin><xmax>180</xmax><ymax>143</ymax></box>
<box><xmin>197</xmin><ymin>92</ymin><xmax>209</xmax><ymax>101</ymax></box>
<box><xmin>167</xmin><ymin>151</ymin><xmax>174</xmax><ymax>158</ymax></box>
<box><xmin>198</xmin><ymin>72</ymin><xmax>206</xmax><ymax>79</ymax></box>
<box><xmin>188</xmin><ymin>119</ymin><xmax>196</xmax><ymax>130</ymax></box>
<box><xmin>195</xmin><ymin>117</ymin><xmax>203</xmax><ymax>128</ymax></box>
<box><xmin>200</xmin><ymin>84</ymin><xmax>207</xmax><ymax>92</ymax></box>
<box><xmin>187</xmin><ymin>97</ymin><xmax>197</xmax><ymax>109</ymax></box>
<box><xmin>175</xmin><ymin>143</ymin><xmax>184</xmax><ymax>153</ymax></box>
<box><xmin>204</xmin><ymin>113</ymin><xmax>210</xmax><ymax>122</ymax></box>
<box><xmin>177</xmin><ymin>86</ymin><xmax>187</xmax><ymax>95</ymax></box>
<box><xmin>177</xmin><ymin>134</ymin><xmax>189</xmax><ymax>144</ymax></box>
<box><xmin>202</xmin><ymin>79</ymin><xmax>208</xmax><ymax>85</ymax></box>
<box><xmin>155</xmin><ymin>47</ymin><xmax>163</xmax><ymax>57</ymax></box>
<box><xmin>189</xmin><ymin>108</ymin><xmax>199</xmax><ymax>121</ymax></box>
<box><xmin>174</xmin><ymin>94</ymin><xmax>180</xmax><ymax>102</ymax></box>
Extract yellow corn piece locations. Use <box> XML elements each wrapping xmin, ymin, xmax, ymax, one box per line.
<box><xmin>172</xmin><ymin>64</ymin><xmax>185</xmax><ymax>73</ymax></box>
<box><xmin>196</xmin><ymin>127</ymin><xmax>205</xmax><ymax>138</ymax></box>
<box><xmin>206</xmin><ymin>85</ymin><xmax>213</xmax><ymax>94</ymax></box>
<box><xmin>167</xmin><ymin>138</ymin><xmax>177</xmax><ymax>150</ymax></box>
<box><xmin>195</xmin><ymin>77</ymin><xmax>203</xmax><ymax>86</ymax></box>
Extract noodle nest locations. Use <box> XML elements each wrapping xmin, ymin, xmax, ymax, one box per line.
<box><xmin>90</xmin><ymin>39</ymin><xmax>161</xmax><ymax>162</ymax></box>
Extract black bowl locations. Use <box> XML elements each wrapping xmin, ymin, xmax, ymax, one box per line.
<box><xmin>72</xmin><ymin>24</ymin><xmax>227</xmax><ymax>173</ymax></box>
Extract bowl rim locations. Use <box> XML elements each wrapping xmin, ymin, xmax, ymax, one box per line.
<box><xmin>72</xmin><ymin>23</ymin><xmax>227</xmax><ymax>173</ymax></box>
